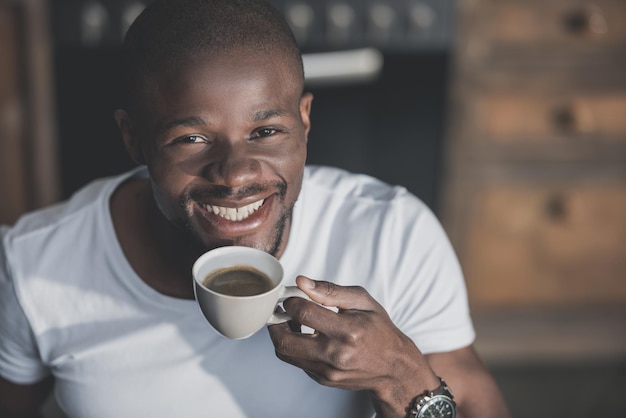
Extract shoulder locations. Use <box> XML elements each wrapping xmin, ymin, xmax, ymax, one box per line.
<box><xmin>2</xmin><ymin>167</ymin><xmax>146</xmax><ymax>284</ymax></box>
<box><xmin>301</xmin><ymin>165</ymin><xmax>435</xmax><ymax>227</ymax></box>
<box><xmin>297</xmin><ymin>166</ymin><xmax>458</xmax><ymax>281</ymax></box>
<box><xmin>303</xmin><ymin>165</ymin><xmax>420</xmax><ymax>206</ymax></box>
<box><xmin>4</xmin><ymin>168</ymin><xmax>145</xmax><ymax>246</ymax></box>
<box><xmin>294</xmin><ymin>166</ymin><xmax>446</xmax><ymax>274</ymax></box>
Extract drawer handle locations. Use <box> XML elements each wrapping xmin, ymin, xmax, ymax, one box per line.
<box><xmin>562</xmin><ymin>6</ymin><xmax>608</xmax><ymax>36</ymax></box>
<box><xmin>551</xmin><ymin>102</ymin><xmax>596</xmax><ymax>135</ymax></box>
<box><xmin>551</xmin><ymin>104</ymin><xmax>576</xmax><ymax>133</ymax></box>
<box><xmin>545</xmin><ymin>194</ymin><xmax>568</xmax><ymax>222</ymax></box>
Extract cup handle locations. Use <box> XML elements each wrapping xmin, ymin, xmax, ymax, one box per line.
<box><xmin>266</xmin><ymin>286</ymin><xmax>311</xmax><ymax>325</ymax></box>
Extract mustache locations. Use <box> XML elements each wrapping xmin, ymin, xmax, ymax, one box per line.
<box><xmin>185</xmin><ymin>181</ymin><xmax>287</xmax><ymax>202</ymax></box>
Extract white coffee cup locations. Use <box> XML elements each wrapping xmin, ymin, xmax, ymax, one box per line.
<box><xmin>192</xmin><ymin>246</ymin><xmax>309</xmax><ymax>339</ymax></box>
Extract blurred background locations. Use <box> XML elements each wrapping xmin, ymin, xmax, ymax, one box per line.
<box><xmin>1</xmin><ymin>0</ymin><xmax>625</xmax><ymax>416</ymax></box>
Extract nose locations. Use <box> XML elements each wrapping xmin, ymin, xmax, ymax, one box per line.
<box><xmin>204</xmin><ymin>142</ymin><xmax>262</xmax><ymax>188</ymax></box>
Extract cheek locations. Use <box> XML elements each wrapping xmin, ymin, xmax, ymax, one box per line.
<box><xmin>272</xmin><ymin>145</ymin><xmax>306</xmax><ymax>183</ymax></box>
<box><xmin>147</xmin><ymin>146</ymin><xmax>206</xmax><ymax>187</ymax></box>
<box><xmin>275</xmin><ymin>136</ymin><xmax>307</xmax><ymax>166</ymax></box>
<box><xmin>283</xmin><ymin>141</ymin><xmax>307</xmax><ymax>188</ymax></box>
<box><xmin>149</xmin><ymin>145</ymin><xmax>208</xmax><ymax>177</ymax></box>
<box><xmin>283</xmin><ymin>159</ymin><xmax>306</xmax><ymax>201</ymax></box>
<box><xmin>147</xmin><ymin>163</ymin><xmax>193</xmax><ymax>216</ymax></box>
<box><xmin>149</xmin><ymin>176</ymin><xmax>178</xmax><ymax>213</ymax></box>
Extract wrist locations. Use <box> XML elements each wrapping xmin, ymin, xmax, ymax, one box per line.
<box><xmin>371</xmin><ymin>368</ymin><xmax>441</xmax><ymax>418</ymax></box>
<box><xmin>368</xmin><ymin>335</ymin><xmax>440</xmax><ymax>417</ymax></box>
<box><xmin>407</xmin><ymin>376</ymin><xmax>456</xmax><ymax>418</ymax></box>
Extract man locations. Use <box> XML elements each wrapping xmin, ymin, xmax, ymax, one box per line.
<box><xmin>0</xmin><ymin>0</ymin><xmax>511</xmax><ymax>417</ymax></box>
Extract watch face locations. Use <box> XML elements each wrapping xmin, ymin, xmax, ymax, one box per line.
<box><xmin>418</xmin><ymin>396</ymin><xmax>456</xmax><ymax>418</ymax></box>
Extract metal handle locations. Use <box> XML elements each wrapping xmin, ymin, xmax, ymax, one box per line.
<box><xmin>562</xmin><ymin>5</ymin><xmax>608</xmax><ymax>36</ymax></box>
<box><xmin>545</xmin><ymin>193</ymin><xmax>568</xmax><ymax>222</ymax></box>
<box><xmin>302</xmin><ymin>48</ymin><xmax>384</xmax><ymax>87</ymax></box>
<box><xmin>551</xmin><ymin>104</ymin><xmax>577</xmax><ymax>133</ymax></box>
<box><xmin>551</xmin><ymin>101</ymin><xmax>596</xmax><ymax>135</ymax></box>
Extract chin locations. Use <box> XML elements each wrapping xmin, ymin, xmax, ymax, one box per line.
<box><xmin>233</xmin><ymin>236</ymin><xmax>283</xmax><ymax>257</ymax></box>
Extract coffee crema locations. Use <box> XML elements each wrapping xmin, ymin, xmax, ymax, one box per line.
<box><xmin>203</xmin><ymin>265</ymin><xmax>274</xmax><ymax>297</ymax></box>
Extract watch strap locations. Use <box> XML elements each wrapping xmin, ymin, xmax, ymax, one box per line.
<box><xmin>408</xmin><ymin>376</ymin><xmax>456</xmax><ymax>418</ymax></box>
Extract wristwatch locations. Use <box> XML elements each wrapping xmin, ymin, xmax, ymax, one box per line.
<box><xmin>408</xmin><ymin>377</ymin><xmax>456</xmax><ymax>418</ymax></box>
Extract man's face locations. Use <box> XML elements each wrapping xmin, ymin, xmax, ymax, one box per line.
<box><xmin>125</xmin><ymin>51</ymin><xmax>312</xmax><ymax>257</ymax></box>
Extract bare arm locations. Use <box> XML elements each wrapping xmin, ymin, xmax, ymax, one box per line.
<box><xmin>268</xmin><ymin>277</ymin><xmax>511</xmax><ymax>418</ymax></box>
<box><xmin>0</xmin><ymin>375</ymin><xmax>54</xmax><ymax>418</ymax></box>
<box><xmin>426</xmin><ymin>347</ymin><xmax>512</xmax><ymax>418</ymax></box>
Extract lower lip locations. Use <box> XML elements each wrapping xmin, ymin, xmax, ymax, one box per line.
<box><xmin>195</xmin><ymin>195</ymin><xmax>274</xmax><ymax>236</ymax></box>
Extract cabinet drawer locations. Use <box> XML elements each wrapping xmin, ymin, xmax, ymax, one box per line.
<box><xmin>460</xmin><ymin>0</ymin><xmax>626</xmax><ymax>67</ymax></box>
<box><xmin>466</xmin><ymin>93</ymin><xmax>626</xmax><ymax>143</ymax></box>
<box><xmin>460</xmin><ymin>183</ymin><xmax>626</xmax><ymax>308</ymax></box>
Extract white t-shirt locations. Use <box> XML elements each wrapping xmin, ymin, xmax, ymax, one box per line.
<box><xmin>0</xmin><ymin>166</ymin><xmax>474</xmax><ymax>418</ymax></box>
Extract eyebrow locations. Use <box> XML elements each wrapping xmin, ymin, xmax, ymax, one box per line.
<box><xmin>158</xmin><ymin>116</ymin><xmax>207</xmax><ymax>133</ymax></box>
<box><xmin>156</xmin><ymin>110</ymin><xmax>287</xmax><ymax>134</ymax></box>
<box><xmin>252</xmin><ymin>109</ymin><xmax>288</xmax><ymax>122</ymax></box>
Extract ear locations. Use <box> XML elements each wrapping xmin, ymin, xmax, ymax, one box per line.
<box><xmin>299</xmin><ymin>92</ymin><xmax>313</xmax><ymax>141</ymax></box>
<box><xmin>114</xmin><ymin>109</ymin><xmax>146</xmax><ymax>165</ymax></box>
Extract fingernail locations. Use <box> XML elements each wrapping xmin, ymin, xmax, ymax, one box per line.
<box><xmin>299</xmin><ymin>276</ymin><xmax>315</xmax><ymax>290</ymax></box>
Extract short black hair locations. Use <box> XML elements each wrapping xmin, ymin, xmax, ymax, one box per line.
<box><xmin>122</xmin><ymin>0</ymin><xmax>304</xmax><ymax>114</ymax></box>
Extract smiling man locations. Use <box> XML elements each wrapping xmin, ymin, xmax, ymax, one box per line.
<box><xmin>0</xmin><ymin>1</ymin><xmax>511</xmax><ymax>417</ymax></box>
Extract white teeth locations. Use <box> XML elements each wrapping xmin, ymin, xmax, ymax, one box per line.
<box><xmin>205</xmin><ymin>199</ymin><xmax>265</xmax><ymax>222</ymax></box>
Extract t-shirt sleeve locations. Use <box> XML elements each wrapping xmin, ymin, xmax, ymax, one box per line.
<box><xmin>0</xmin><ymin>226</ymin><xmax>50</xmax><ymax>384</ymax></box>
<box><xmin>385</xmin><ymin>195</ymin><xmax>476</xmax><ymax>354</ymax></box>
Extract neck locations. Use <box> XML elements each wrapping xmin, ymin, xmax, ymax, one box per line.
<box><xmin>111</xmin><ymin>177</ymin><xmax>201</xmax><ymax>299</ymax></box>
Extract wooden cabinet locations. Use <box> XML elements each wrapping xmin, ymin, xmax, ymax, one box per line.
<box><xmin>441</xmin><ymin>0</ymin><xmax>626</xmax><ymax>309</ymax></box>
<box><xmin>461</xmin><ymin>183</ymin><xmax>626</xmax><ymax>307</ymax></box>
<box><xmin>0</xmin><ymin>0</ymin><xmax>60</xmax><ymax>225</ymax></box>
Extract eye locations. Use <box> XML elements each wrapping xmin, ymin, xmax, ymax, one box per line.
<box><xmin>253</xmin><ymin>128</ymin><xmax>278</xmax><ymax>138</ymax></box>
<box><xmin>176</xmin><ymin>135</ymin><xmax>208</xmax><ymax>144</ymax></box>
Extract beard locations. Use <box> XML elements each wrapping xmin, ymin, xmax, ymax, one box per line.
<box><xmin>251</xmin><ymin>205</ymin><xmax>290</xmax><ymax>257</ymax></box>
<box><xmin>171</xmin><ymin>180</ymin><xmax>293</xmax><ymax>257</ymax></box>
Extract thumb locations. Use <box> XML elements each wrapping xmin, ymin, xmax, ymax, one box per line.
<box><xmin>295</xmin><ymin>276</ymin><xmax>375</xmax><ymax>311</ymax></box>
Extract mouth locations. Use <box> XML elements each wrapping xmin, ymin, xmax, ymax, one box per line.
<box><xmin>204</xmin><ymin>198</ymin><xmax>265</xmax><ymax>222</ymax></box>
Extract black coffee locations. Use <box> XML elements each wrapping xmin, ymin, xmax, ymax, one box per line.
<box><xmin>203</xmin><ymin>265</ymin><xmax>274</xmax><ymax>296</ymax></box>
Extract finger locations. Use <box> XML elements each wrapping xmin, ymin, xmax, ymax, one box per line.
<box><xmin>278</xmin><ymin>355</ymin><xmax>358</xmax><ymax>389</ymax></box>
<box><xmin>268</xmin><ymin>315</ymin><xmax>380</xmax><ymax>391</ymax></box>
<box><xmin>284</xmin><ymin>282</ymin><xmax>385</xmax><ymax>339</ymax></box>
<box><xmin>268</xmin><ymin>321</ymin><xmax>324</xmax><ymax>363</ymax></box>
<box><xmin>287</xmin><ymin>319</ymin><xmax>302</xmax><ymax>332</ymax></box>
<box><xmin>282</xmin><ymin>296</ymin><xmax>340</xmax><ymax>334</ymax></box>
<box><xmin>296</xmin><ymin>276</ymin><xmax>381</xmax><ymax>312</ymax></box>
<box><xmin>268</xmin><ymin>327</ymin><xmax>351</xmax><ymax>382</ymax></box>
<box><xmin>275</xmin><ymin>349</ymin><xmax>372</xmax><ymax>391</ymax></box>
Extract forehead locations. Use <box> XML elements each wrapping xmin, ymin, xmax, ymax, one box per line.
<box><xmin>140</xmin><ymin>50</ymin><xmax>302</xmax><ymax>119</ymax></box>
